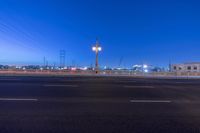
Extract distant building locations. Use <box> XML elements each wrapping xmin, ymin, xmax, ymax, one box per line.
<box><xmin>132</xmin><ymin>64</ymin><xmax>158</xmax><ymax>72</ymax></box>
<box><xmin>171</xmin><ymin>62</ymin><xmax>200</xmax><ymax>72</ymax></box>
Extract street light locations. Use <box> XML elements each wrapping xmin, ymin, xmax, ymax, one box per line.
<box><xmin>92</xmin><ymin>39</ymin><xmax>102</xmax><ymax>74</ymax></box>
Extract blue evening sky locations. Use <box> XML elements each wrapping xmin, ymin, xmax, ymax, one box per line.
<box><xmin>0</xmin><ymin>0</ymin><xmax>200</xmax><ymax>67</ymax></box>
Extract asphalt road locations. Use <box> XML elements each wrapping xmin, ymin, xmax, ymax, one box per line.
<box><xmin>0</xmin><ymin>76</ymin><xmax>200</xmax><ymax>133</ymax></box>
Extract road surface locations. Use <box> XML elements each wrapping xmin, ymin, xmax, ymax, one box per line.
<box><xmin>0</xmin><ymin>76</ymin><xmax>200</xmax><ymax>133</ymax></box>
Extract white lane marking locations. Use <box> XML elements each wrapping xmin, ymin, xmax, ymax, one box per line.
<box><xmin>175</xmin><ymin>82</ymin><xmax>186</xmax><ymax>84</ymax></box>
<box><xmin>0</xmin><ymin>98</ymin><xmax>38</xmax><ymax>101</ymax></box>
<box><xmin>175</xmin><ymin>82</ymin><xmax>196</xmax><ymax>84</ymax></box>
<box><xmin>124</xmin><ymin>86</ymin><xmax>155</xmax><ymax>88</ymax></box>
<box><xmin>119</xmin><ymin>81</ymin><xmax>137</xmax><ymax>83</ymax></box>
<box><xmin>130</xmin><ymin>100</ymin><xmax>171</xmax><ymax>103</ymax></box>
<box><xmin>44</xmin><ymin>84</ymin><xmax>78</xmax><ymax>87</ymax></box>
<box><xmin>61</xmin><ymin>80</ymin><xmax>83</xmax><ymax>82</ymax></box>
<box><xmin>0</xmin><ymin>79</ymin><xmax>21</xmax><ymax>81</ymax></box>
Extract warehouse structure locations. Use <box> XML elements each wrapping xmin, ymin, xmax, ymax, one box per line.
<box><xmin>171</xmin><ymin>62</ymin><xmax>200</xmax><ymax>72</ymax></box>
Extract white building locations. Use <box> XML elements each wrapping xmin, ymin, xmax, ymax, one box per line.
<box><xmin>171</xmin><ymin>62</ymin><xmax>200</xmax><ymax>72</ymax></box>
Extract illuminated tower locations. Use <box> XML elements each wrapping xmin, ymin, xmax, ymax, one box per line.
<box><xmin>92</xmin><ymin>39</ymin><xmax>102</xmax><ymax>74</ymax></box>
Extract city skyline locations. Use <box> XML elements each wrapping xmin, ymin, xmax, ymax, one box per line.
<box><xmin>0</xmin><ymin>0</ymin><xmax>200</xmax><ymax>67</ymax></box>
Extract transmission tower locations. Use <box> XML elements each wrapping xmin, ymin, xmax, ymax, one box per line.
<box><xmin>60</xmin><ymin>50</ymin><xmax>66</xmax><ymax>68</ymax></box>
<box><xmin>43</xmin><ymin>57</ymin><xmax>46</xmax><ymax>67</ymax></box>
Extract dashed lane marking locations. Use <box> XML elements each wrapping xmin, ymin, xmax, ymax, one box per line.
<box><xmin>0</xmin><ymin>79</ymin><xmax>21</xmax><ymax>81</ymax></box>
<box><xmin>0</xmin><ymin>98</ymin><xmax>38</xmax><ymax>101</ymax></box>
<box><xmin>44</xmin><ymin>84</ymin><xmax>78</xmax><ymax>87</ymax></box>
<box><xmin>124</xmin><ymin>86</ymin><xmax>155</xmax><ymax>88</ymax></box>
<box><xmin>130</xmin><ymin>100</ymin><xmax>171</xmax><ymax>103</ymax></box>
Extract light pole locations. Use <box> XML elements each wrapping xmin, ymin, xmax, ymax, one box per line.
<box><xmin>92</xmin><ymin>39</ymin><xmax>102</xmax><ymax>74</ymax></box>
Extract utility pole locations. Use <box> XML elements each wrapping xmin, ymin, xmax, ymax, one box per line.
<box><xmin>92</xmin><ymin>39</ymin><xmax>102</xmax><ymax>74</ymax></box>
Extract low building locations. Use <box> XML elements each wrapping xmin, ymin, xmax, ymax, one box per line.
<box><xmin>171</xmin><ymin>62</ymin><xmax>200</xmax><ymax>72</ymax></box>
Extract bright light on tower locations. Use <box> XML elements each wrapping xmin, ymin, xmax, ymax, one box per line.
<box><xmin>92</xmin><ymin>47</ymin><xmax>96</xmax><ymax>51</ymax></box>
<box><xmin>98</xmin><ymin>47</ymin><xmax>102</xmax><ymax>51</ymax></box>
